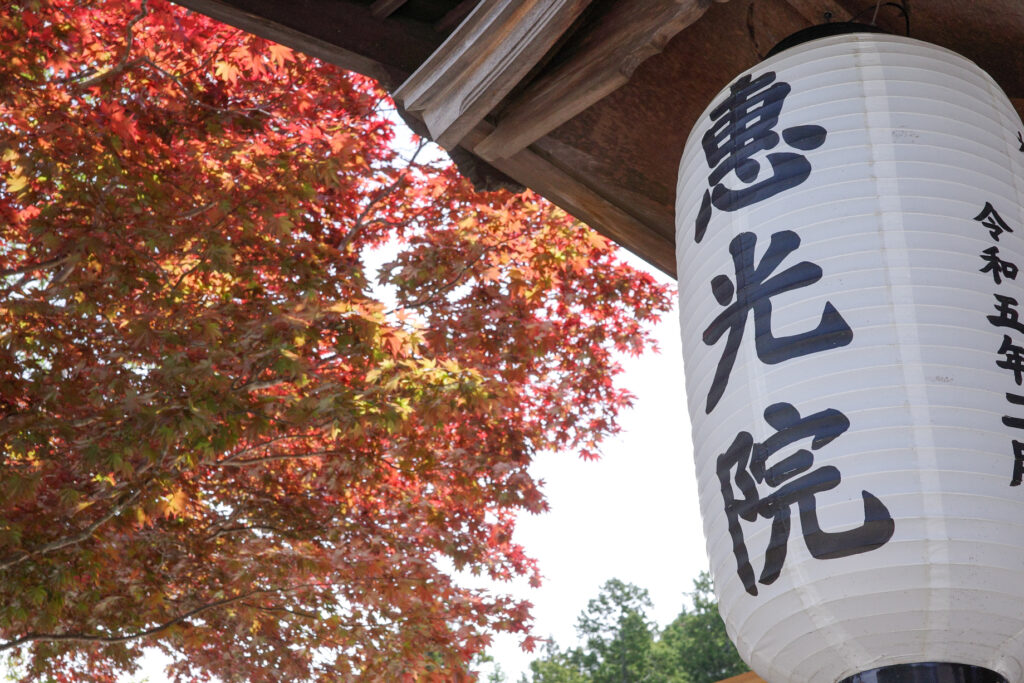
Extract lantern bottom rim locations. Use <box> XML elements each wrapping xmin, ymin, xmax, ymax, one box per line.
<box><xmin>838</xmin><ymin>662</ymin><xmax>1008</xmax><ymax>683</ymax></box>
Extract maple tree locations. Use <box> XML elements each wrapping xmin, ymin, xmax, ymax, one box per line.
<box><xmin>0</xmin><ymin>1</ymin><xmax>672</xmax><ymax>681</ymax></box>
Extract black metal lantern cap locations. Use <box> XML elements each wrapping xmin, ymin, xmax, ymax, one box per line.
<box><xmin>766</xmin><ymin>22</ymin><xmax>887</xmax><ymax>59</ymax></box>
<box><xmin>839</xmin><ymin>663</ymin><xmax>1008</xmax><ymax>683</ymax></box>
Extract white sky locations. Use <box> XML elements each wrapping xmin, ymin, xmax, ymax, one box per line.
<box><xmin>479</xmin><ymin>251</ymin><xmax>707</xmax><ymax>680</ymax></box>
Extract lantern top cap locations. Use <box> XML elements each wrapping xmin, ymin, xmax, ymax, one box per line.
<box><xmin>766</xmin><ymin>22</ymin><xmax>888</xmax><ymax>58</ymax></box>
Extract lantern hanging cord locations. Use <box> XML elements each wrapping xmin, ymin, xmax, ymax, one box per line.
<box><xmin>849</xmin><ymin>1</ymin><xmax>910</xmax><ymax>36</ymax></box>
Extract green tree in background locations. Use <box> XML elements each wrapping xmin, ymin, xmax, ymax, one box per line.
<box><xmin>521</xmin><ymin>573</ymin><xmax>748</xmax><ymax>683</ymax></box>
<box><xmin>576</xmin><ymin>580</ymin><xmax>658</xmax><ymax>683</ymax></box>
<box><xmin>524</xmin><ymin>640</ymin><xmax>589</xmax><ymax>683</ymax></box>
<box><xmin>653</xmin><ymin>574</ymin><xmax>749</xmax><ymax>683</ymax></box>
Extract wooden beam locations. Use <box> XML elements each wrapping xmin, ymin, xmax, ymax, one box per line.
<box><xmin>172</xmin><ymin>0</ymin><xmax>442</xmax><ymax>87</ymax></box>
<box><xmin>783</xmin><ymin>0</ymin><xmax>853</xmax><ymax>25</ymax></box>
<box><xmin>474</xmin><ymin>0</ymin><xmax>713</xmax><ymax>161</ymax></box>
<box><xmin>433</xmin><ymin>0</ymin><xmax>477</xmax><ymax>33</ymax></box>
<box><xmin>394</xmin><ymin>0</ymin><xmax>592</xmax><ymax>150</ymax></box>
<box><xmin>370</xmin><ymin>0</ymin><xmax>408</xmax><ymax>20</ymax></box>
<box><xmin>1012</xmin><ymin>98</ymin><xmax>1024</xmax><ymax>123</ymax></box>
<box><xmin>462</xmin><ymin>124</ymin><xmax>677</xmax><ymax>276</ymax></box>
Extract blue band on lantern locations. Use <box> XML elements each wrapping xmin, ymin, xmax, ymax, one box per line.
<box><xmin>839</xmin><ymin>663</ymin><xmax>1008</xmax><ymax>683</ymax></box>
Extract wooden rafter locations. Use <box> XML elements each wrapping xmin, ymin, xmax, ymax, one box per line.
<box><xmin>369</xmin><ymin>0</ymin><xmax>408</xmax><ymax>20</ymax></box>
<box><xmin>473</xmin><ymin>0</ymin><xmax>714</xmax><ymax>161</ymax></box>
<box><xmin>173</xmin><ymin>0</ymin><xmax>442</xmax><ymax>87</ymax></box>
<box><xmin>462</xmin><ymin>123</ymin><xmax>677</xmax><ymax>275</ymax></box>
<box><xmin>394</xmin><ymin>0</ymin><xmax>593</xmax><ymax>149</ymax></box>
<box><xmin>433</xmin><ymin>0</ymin><xmax>478</xmax><ymax>33</ymax></box>
<box><xmin>783</xmin><ymin>0</ymin><xmax>853</xmax><ymax>24</ymax></box>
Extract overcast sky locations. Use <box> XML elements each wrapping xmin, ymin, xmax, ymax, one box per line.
<box><xmin>478</xmin><ymin>252</ymin><xmax>706</xmax><ymax>680</ymax></box>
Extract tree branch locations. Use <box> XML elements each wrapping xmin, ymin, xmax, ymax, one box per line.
<box><xmin>217</xmin><ymin>449</ymin><xmax>339</xmax><ymax>467</ymax></box>
<box><xmin>71</xmin><ymin>0</ymin><xmax>150</xmax><ymax>89</ymax></box>
<box><xmin>0</xmin><ymin>255</ymin><xmax>71</xmax><ymax>279</ymax></box>
<box><xmin>0</xmin><ymin>583</ymin><xmax>325</xmax><ymax>652</ymax></box>
<box><xmin>338</xmin><ymin>140</ymin><xmax>427</xmax><ymax>253</ymax></box>
<box><xmin>203</xmin><ymin>523</ymin><xmax>296</xmax><ymax>541</ymax></box>
<box><xmin>213</xmin><ymin>426</ymin><xmax>330</xmax><ymax>465</ymax></box>
<box><xmin>241</xmin><ymin>602</ymin><xmax>319</xmax><ymax>620</ymax></box>
<box><xmin>0</xmin><ymin>485</ymin><xmax>145</xmax><ymax>571</ymax></box>
<box><xmin>176</xmin><ymin>201</ymin><xmax>217</xmax><ymax>220</ymax></box>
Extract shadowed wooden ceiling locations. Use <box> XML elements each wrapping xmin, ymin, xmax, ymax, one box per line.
<box><xmin>173</xmin><ymin>0</ymin><xmax>1024</xmax><ymax>276</ymax></box>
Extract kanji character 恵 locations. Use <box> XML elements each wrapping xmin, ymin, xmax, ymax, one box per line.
<box><xmin>694</xmin><ymin>71</ymin><xmax>827</xmax><ymax>243</ymax></box>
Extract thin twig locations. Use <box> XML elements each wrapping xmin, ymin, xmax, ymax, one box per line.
<box><xmin>0</xmin><ymin>583</ymin><xmax>325</xmax><ymax>652</ymax></box>
<box><xmin>204</xmin><ymin>524</ymin><xmax>294</xmax><ymax>541</ymax></box>
<box><xmin>218</xmin><ymin>449</ymin><xmax>339</xmax><ymax>467</ymax></box>
<box><xmin>0</xmin><ymin>255</ymin><xmax>71</xmax><ymax>278</ymax></box>
<box><xmin>72</xmin><ymin>0</ymin><xmax>150</xmax><ymax>89</ymax></box>
<box><xmin>338</xmin><ymin>141</ymin><xmax>427</xmax><ymax>253</ymax></box>
<box><xmin>241</xmin><ymin>602</ymin><xmax>319</xmax><ymax>620</ymax></box>
<box><xmin>176</xmin><ymin>202</ymin><xmax>217</xmax><ymax>220</ymax></box>
<box><xmin>0</xmin><ymin>486</ymin><xmax>145</xmax><ymax>571</ymax></box>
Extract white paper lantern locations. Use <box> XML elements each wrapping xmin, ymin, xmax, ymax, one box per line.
<box><xmin>676</xmin><ymin>32</ymin><xmax>1024</xmax><ymax>683</ymax></box>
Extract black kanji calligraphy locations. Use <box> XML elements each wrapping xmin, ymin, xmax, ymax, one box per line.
<box><xmin>717</xmin><ymin>402</ymin><xmax>895</xmax><ymax>596</ymax></box>
<box><xmin>1013</xmin><ymin>441</ymin><xmax>1024</xmax><ymax>487</ymax></box>
<box><xmin>974</xmin><ymin>202</ymin><xmax>1013</xmax><ymax>241</ymax></box>
<box><xmin>997</xmin><ymin>334</ymin><xmax>1024</xmax><ymax>385</ymax></box>
<box><xmin>702</xmin><ymin>231</ymin><xmax>853</xmax><ymax>413</ymax></box>
<box><xmin>1003</xmin><ymin>397</ymin><xmax>1024</xmax><ymax>486</ymax></box>
<box><xmin>980</xmin><ymin>246</ymin><xmax>1019</xmax><ymax>284</ymax></box>
<box><xmin>1003</xmin><ymin>392</ymin><xmax>1024</xmax><ymax>430</ymax></box>
<box><xmin>694</xmin><ymin>71</ymin><xmax>827</xmax><ymax>242</ymax></box>
<box><xmin>987</xmin><ymin>294</ymin><xmax>1024</xmax><ymax>334</ymax></box>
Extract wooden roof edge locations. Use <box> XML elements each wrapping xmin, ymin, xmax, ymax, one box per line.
<box><xmin>369</xmin><ymin>0</ymin><xmax>408</xmax><ymax>20</ymax></box>
<box><xmin>462</xmin><ymin>124</ymin><xmax>677</xmax><ymax>276</ymax></box>
<box><xmin>475</xmin><ymin>0</ymin><xmax>717</xmax><ymax>162</ymax></box>
<box><xmin>393</xmin><ymin>0</ymin><xmax>592</xmax><ymax>149</ymax></box>
<box><xmin>434</xmin><ymin>0</ymin><xmax>478</xmax><ymax>33</ymax></box>
<box><xmin>172</xmin><ymin>0</ymin><xmax>443</xmax><ymax>89</ymax></box>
